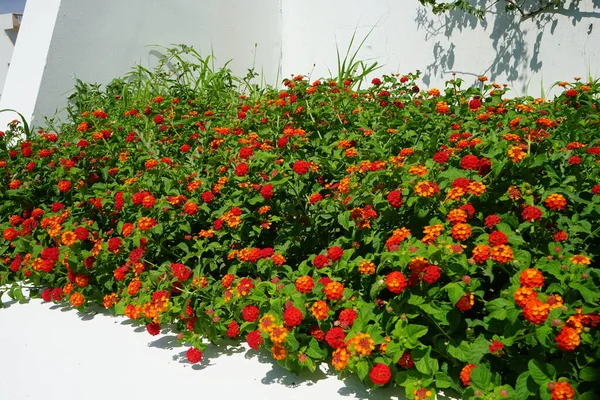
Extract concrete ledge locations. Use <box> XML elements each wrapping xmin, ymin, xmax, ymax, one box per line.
<box><xmin>1</xmin><ymin>295</ymin><xmax>453</xmax><ymax>400</ymax></box>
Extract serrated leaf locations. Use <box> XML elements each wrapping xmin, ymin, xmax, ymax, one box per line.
<box><xmin>579</xmin><ymin>392</ymin><xmax>600</xmax><ymax>400</ymax></box>
<box><xmin>485</xmin><ymin>298</ymin><xmax>512</xmax><ymax>321</ymax></box>
<box><xmin>579</xmin><ymin>366</ymin><xmax>600</xmax><ymax>382</ymax></box>
<box><xmin>444</xmin><ymin>282</ymin><xmax>465</xmax><ymax>305</ymax></box>
<box><xmin>468</xmin><ymin>336</ymin><xmax>490</xmax><ymax>364</ymax></box>
<box><xmin>414</xmin><ymin>348</ymin><xmax>439</xmax><ymax>375</ymax></box>
<box><xmin>286</xmin><ymin>332</ymin><xmax>299</xmax><ymax>352</ymax></box>
<box><xmin>356</xmin><ymin>360</ymin><xmax>369</xmax><ymax>381</ymax></box>
<box><xmin>177</xmin><ymin>242</ymin><xmax>190</xmax><ymax>254</ymax></box>
<box><xmin>447</xmin><ymin>341</ymin><xmax>470</xmax><ymax>362</ymax></box>
<box><xmin>434</xmin><ymin>372</ymin><xmax>453</xmax><ymax>388</ymax></box>
<box><xmin>535</xmin><ymin>324</ymin><xmax>552</xmax><ymax>347</ymax></box>
<box><xmin>515</xmin><ymin>372</ymin><xmax>536</xmax><ymax>400</ymax></box>
<box><xmin>569</xmin><ymin>282</ymin><xmax>600</xmax><ymax>303</ymax></box>
<box><xmin>306</xmin><ymin>338</ymin><xmax>326</xmax><ymax>360</ymax></box>
<box><xmin>528</xmin><ymin>359</ymin><xmax>555</xmax><ymax>385</ymax></box>
<box><xmin>405</xmin><ymin>324</ymin><xmax>428</xmax><ymax>340</ymax></box>
<box><xmin>470</xmin><ymin>365</ymin><xmax>492</xmax><ymax>390</ymax></box>
<box><xmin>337</xmin><ymin>212</ymin><xmax>351</xmax><ymax>230</ymax></box>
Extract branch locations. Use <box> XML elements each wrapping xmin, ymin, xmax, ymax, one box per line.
<box><xmin>504</xmin><ymin>0</ymin><xmax>557</xmax><ymax>19</ymax></box>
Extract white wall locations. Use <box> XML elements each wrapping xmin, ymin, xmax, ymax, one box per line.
<box><xmin>0</xmin><ymin>0</ymin><xmax>26</xmax><ymax>100</ymax></box>
<box><xmin>22</xmin><ymin>0</ymin><xmax>282</xmax><ymax>127</ymax></box>
<box><xmin>1</xmin><ymin>0</ymin><xmax>600</xmax><ymax>131</ymax></box>
<box><xmin>0</xmin><ymin>14</ymin><xmax>16</xmax><ymax>99</ymax></box>
<box><xmin>0</xmin><ymin>0</ymin><xmax>283</xmax><ymax>129</ymax></box>
<box><xmin>0</xmin><ymin>0</ymin><xmax>59</xmax><ymax>129</ymax></box>
<box><xmin>281</xmin><ymin>0</ymin><xmax>600</xmax><ymax>97</ymax></box>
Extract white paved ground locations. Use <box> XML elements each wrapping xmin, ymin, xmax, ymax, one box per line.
<box><xmin>0</xmin><ymin>294</ymin><xmax>430</xmax><ymax>400</ymax></box>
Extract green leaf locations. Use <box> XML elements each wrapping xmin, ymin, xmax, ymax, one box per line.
<box><xmin>302</xmin><ymin>356</ymin><xmax>316</xmax><ymax>373</ymax></box>
<box><xmin>470</xmin><ymin>365</ymin><xmax>492</xmax><ymax>390</ymax></box>
<box><xmin>9</xmin><ymin>285</ymin><xmax>26</xmax><ymax>303</ymax></box>
<box><xmin>414</xmin><ymin>348</ymin><xmax>439</xmax><ymax>375</ymax></box>
<box><xmin>385</xmin><ymin>341</ymin><xmax>403</xmax><ymax>362</ymax></box>
<box><xmin>485</xmin><ymin>298</ymin><xmax>512</xmax><ymax>321</ymax></box>
<box><xmin>286</xmin><ymin>332</ymin><xmax>300</xmax><ymax>352</ymax></box>
<box><xmin>515</xmin><ymin>372</ymin><xmax>536</xmax><ymax>400</ymax></box>
<box><xmin>405</xmin><ymin>324</ymin><xmax>428</xmax><ymax>340</ymax></box>
<box><xmin>580</xmin><ymin>392</ymin><xmax>600</xmax><ymax>400</ymax></box>
<box><xmin>356</xmin><ymin>360</ymin><xmax>370</xmax><ymax>381</ymax></box>
<box><xmin>447</xmin><ymin>342</ymin><xmax>470</xmax><ymax>362</ymax></box>
<box><xmin>337</xmin><ymin>211</ymin><xmax>351</xmax><ymax>230</ymax></box>
<box><xmin>444</xmin><ymin>282</ymin><xmax>465</xmax><ymax>305</ymax></box>
<box><xmin>535</xmin><ymin>324</ymin><xmax>553</xmax><ymax>347</ymax></box>
<box><xmin>569</xmin><ymin>282</ymin><xmax>600</xmax><ymax>303</ymax></box>
<box><xmin>528</xmin><ymin>359</ymin><xmax>555</xmax><ymax>385</ymax></box>
<box><xmin>434</xmin><ymin>372</ymin><xmax>453</xmax><ymax>389</ymax></box>
<box><xmin>468</xmin><ymin>336</ymin><xmax>490</xmax><ymax>364</ymax></box>
<box><xmin>306</xmin><ymin>338</ymin><xmax>326</xmax><ymax>360</ymax></box>
<box><xmin>177</xmin><ymin>242</ymin><xmax>190</xmax><ymax>254</ymax></box>
<box><xmin>579</xmin><ymin>366</ymin><xmax>600</xmax><ymax>382</ymax></box>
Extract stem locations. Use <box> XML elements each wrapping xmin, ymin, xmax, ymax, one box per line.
<box><xmin>513</xmin><ymin>332</ymin><xmax>535</xmax><ymax>342</ymax></box>
<box><xmin>426</xmin><ymin>313</ymin><xmax>452</xmax><ymax>341</ymax></box>
<box><xmin>504</xmin><ymin>0</ymin><xmax>556</xmax><ymax>19</ymax></box>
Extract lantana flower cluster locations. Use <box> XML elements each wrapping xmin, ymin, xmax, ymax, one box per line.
<box><xmin>1</xmin><ymin>48</ymin><xmax>599</xmax><ymax>399</ymax></box>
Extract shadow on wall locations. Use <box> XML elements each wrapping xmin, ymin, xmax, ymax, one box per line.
<box><xmin>415</xmin><ymin>0</ymin><xmax>600</xmax><ymax>93</ymax></box>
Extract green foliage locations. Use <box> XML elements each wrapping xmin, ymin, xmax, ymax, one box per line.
<box><xmin>417</xmin><ymin>0</ymin><xmax>566</xmax><ymax>19</ymax></box>
<box><xmin>1</xmin><ymin>46</ymin><xmax>599</xmax><ymax>399</ymax></box>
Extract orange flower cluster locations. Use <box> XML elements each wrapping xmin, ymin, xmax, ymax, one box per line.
<box><xmin>508</xmin><ymin>145</ymin><xmax>527</xmax><ymax>162</ymax></box>
<box><xmin>324</xmin><ymin>281</ymin><xmax>344</xmax><ymax>301</ymax></box>
<box><xmin>519</xmin><ymin>268</ymin><xmax>544</xmax><ymax>288</ymax></box>
<box><xmin>490</xmin><ymin>245</ymin><xmax>514</xmax><ymax>263</ymax></box>
<box><xmin>349</xmin><ymin>205</ymin><xmax>378</xmax><ymax>229</ymax></box>
<box><xmin>414</xmin><ymin>181</ymin><xmax>440</xmax><ymax>198</ymax></box>
<box><xmin>421</xmin><ymin>224</ymin><xmax>444</xmax><ymax>244</ymax></box>
<box><xmin>346</xmin><ymin>332</ymin><xmax>375</xmax><ymax>356</ymax></box>
<box><xmin>460</xmin><ymin>364</ymin><xmax>476</xmax><ymax>386</ymax></box>
<box><xmin>311</xmin><ymin>301</ymin><xmax>329</xmax><ymax>320</ymax></box>
<box><xmin>331</xmin><ymin>347</ymin><xmax>350</xmax><ymax>371</ymax></box>
<box><xmin>358</xmin><ymin>260</ymin><xmax>376</xmax><ymax>275</ymax></box>
<box><xmin>450</xmin><ymin>223</ymin><xmax>472</xmax><ymax>241</ymax></box>
<box><xmin>385</xmin><ymin>227</ymin><xmax>411</xmax><ymax>251</ymax></box>
<box><xmin>550</xmin><ymin>381</ymin><xmax>575</xmax><ymax>400</ymax></box>
<box><xmin>259</xmin><ymin>314</ymin><xmax>277</xmax><ymax>333</ymax></box>
<box><xmin>544</xmin><ymin>193</ymin><xmax>567</xmax><ymax>211</ymax></box>
<box><xmin>522</xmin><ymin>298</ymin><xmax>549</xmax><ymax>324</ymax></box>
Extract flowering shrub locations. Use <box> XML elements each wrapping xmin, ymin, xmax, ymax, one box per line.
<box><xmin>1</xmin><ymin>47</ymin><xmax>599</xmax><ymax>399</ymax></box>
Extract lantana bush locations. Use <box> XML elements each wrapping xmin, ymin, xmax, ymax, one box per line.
<box><xmin>1</xmin><ymin>46</ymin><xmax>599</xmax><ymax>399</ymax></box>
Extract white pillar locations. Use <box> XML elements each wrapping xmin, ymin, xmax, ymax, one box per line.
<box><xmin>0</xmin><ymin>0</ymin><xmax>61</xmax><ymax>132</ymax></box>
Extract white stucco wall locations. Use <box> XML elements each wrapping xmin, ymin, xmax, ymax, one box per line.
<box><xmin>0</xmin><ymin>14</ymin><xmax>16</xmax><ymax>99</ymax></box>
<box><xmin>1</xmin><ymin>0</ymin><xmax>599</xmax><ymax>131</ymax></box>
<box><xmin>0</xmin><ymin>0</ymin><xmax>59</xmax><ymax>128</ymax></box>
<box><xmin>1</xmin><ymin>0</ymin><xmax>283</xmax><ymax>129</ymax></box>
<box><xmin>281</xmin><ymin>0</ymin><xmax>600</xmax><ymax>97</ymax></box>
<box><xmin>0</xmin><ymin>0</ymin><xmax>26</xmax><ymax>100</ymax></box>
